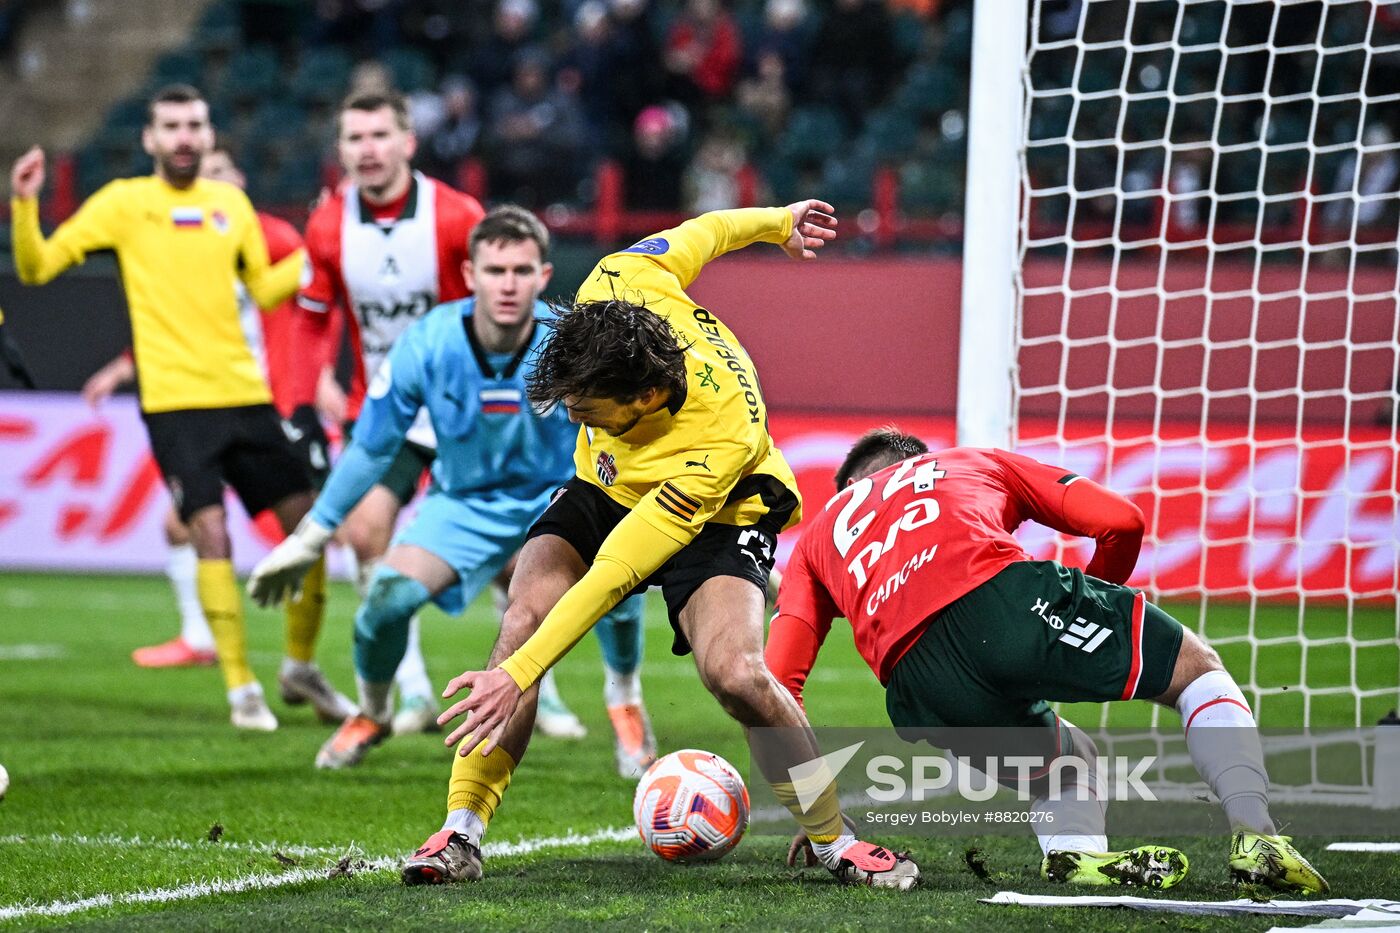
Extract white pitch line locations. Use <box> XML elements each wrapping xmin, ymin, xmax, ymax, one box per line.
<box><xmin>0</xmin><ymin>644</ymin><xmax>65</xmax><ymax>661</ymax></box>
<box><xmin>0</xmin><ymin>832</ymin><xmax>342</xmax><ymax>859</ymax></box>
<box><xmin>0</xmin><ymin>825</ymin><xmax>637</xmax><ymax>921</ymax></box>
<box><xmin>1327</xmin><ymin>842</ymin><xmax>1400</xmax><ymax>853</ymax></box>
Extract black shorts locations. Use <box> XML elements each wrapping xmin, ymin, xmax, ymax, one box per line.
<box><xmin>284</xmin><ymin>404</ymin><xmax>332</xmax><ymax>489</ymax></box>
<box><xmin>886</xmin><ymin>561</ymin><xmax>1185</xmax><ymax>735</ymax></box>
<box><xmin>526</xmin><ymin>477</ymin><xmax>785</xmax><ymax>655</ymax></box>
<box><xmin>344</xmin><ymin>420</ymin><xmax>435</xmax><ymax>504</ymax></box>
<box><xmin>143</xmin><ymin>404</ymin><xmax>314</xmax><ymax>522</ymax></box>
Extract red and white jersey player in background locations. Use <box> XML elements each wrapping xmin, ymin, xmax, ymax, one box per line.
<box><xmin>298</xmin><ymin>89</ymin><xmax>485</xmax><ymax>736</ymax></box>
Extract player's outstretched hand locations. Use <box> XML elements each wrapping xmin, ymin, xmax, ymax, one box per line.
<box><xmin>81</xmin><ymin>354</ymin><xmax>135</xmax><ymax>412</ymax></box>
<box><xmin>10</xmin><ymin>146</ymin><xmax>45</xmax><ymax>200</ymax></box>
<box><xmin>246</xmin><ymin>516</ymin><xmax>331</xmax><ymax>607</ymax></box>
<box><xmin>439</xmin><ymin>666</ymin><xmax>524</xmax><ymax>757</ymax></box>
<box><xmin>781</xmin><ymin>199</ymin><xmax>837</xmax><ymax>261</ymax></box>
<box><xmin>786</xmin><ymin>812</ymin><xmax>859</xmax><ymax>868</ymax></box>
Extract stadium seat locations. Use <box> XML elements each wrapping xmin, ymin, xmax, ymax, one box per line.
<box><xmin>776</xmin><ymin>106</ymin><xmax>847</xmax><ymax>167</ymax></box>
<box><xmin>384</xmin><ymin>47</ymin><xmax>436</xmax><ymax>94</ymax></box>
<box><xmin>102</xmin><ymin>97</ymin><xmax>149</xmax><ymax>133</ymax></box>
<box><xmin>290</xmin><ymin>47</ymin><xmax>352</xmax><ymax>104</ymax></box>
<box><xmin>151</xmin><ymin>50</ymin><xmax>205</xmax><ymax>88</ymax></box>
<box><xmin>821</xmin><ymin>150</ymin><xmax>876</xmax><ymax>207</ymax></box>
<box><xmin>221</xmin><ymin>46</ymin><xmax>281</xmax><ymax>104</ymax></box>
<box><xmin>193</xmin><ymin>0</ymin><xmax>242</xmax><ymax>53</ymax></box>
<box><xmin>861</xmin><ymin>108</ymin><xmax>919</xmax><ymax>161</ymax></box>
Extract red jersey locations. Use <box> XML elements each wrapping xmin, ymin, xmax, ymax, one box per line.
<box><xmin>768</xmin><ymin>447</ymin><xmax>1146</xmax><ymax>698</ymax></box>
<box><xmin>247</xmin><ymin>212</ymin><xmax>321</xmax><ymax>415</ymax></box>
<box><xmin>297</xmin><ymin>172</ymin><xmax>484</xmax><ymax>434</ymax></box>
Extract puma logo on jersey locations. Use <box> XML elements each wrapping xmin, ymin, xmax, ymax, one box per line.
<box><xmin>685</xmin><ymin>454</ymin><xmax>710</xmax><ymax>471</ymax></box>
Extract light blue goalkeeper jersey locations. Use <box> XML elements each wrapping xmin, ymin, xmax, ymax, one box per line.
<box><xmin>310</xmin><ymin>297</ymin><xmax>575</xmax><ymax>530</ymax></box>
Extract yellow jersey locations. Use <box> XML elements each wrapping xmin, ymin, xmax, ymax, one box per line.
<box><xmin>11</xmin><ymin>177</ymin><xmax>303</xmax><ymax>413</ymax></box>
<box><xmin>571</xmin><ymin>207</ymin><xmax>803</xmax><ymax>542</ymax></box>
<box><xmin>501</xmin><ymin>207</ymin><xmax>804</xmax><ymax>690</ymax></box>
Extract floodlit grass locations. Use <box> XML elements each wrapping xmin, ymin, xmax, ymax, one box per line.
<box><xmin>0</xmin><ymin>572</ymin><xmax>1395</xmax><ymax>929</ymax></box>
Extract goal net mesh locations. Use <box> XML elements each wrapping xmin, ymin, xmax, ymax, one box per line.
<box><xmin>1012</xmin><ymin>0</ymin><xmax>1399</xmax><ymax>796</ymax></box>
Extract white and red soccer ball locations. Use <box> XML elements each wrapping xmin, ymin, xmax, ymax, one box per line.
<box><xmin>633</xmin><ymin>749</ymin><xmax>749</xmax><ymax>863</ymax></box>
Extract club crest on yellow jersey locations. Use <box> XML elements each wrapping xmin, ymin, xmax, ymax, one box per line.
<box><xmin>596</xmin><ymin>450</ymin><xmax>618</xmax><ymax>486</ymax></box>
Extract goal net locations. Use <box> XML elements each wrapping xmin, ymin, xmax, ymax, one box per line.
<box><xmin>982</xmin><ymin>0</ymin><xmax>1399</xmax><ymax>803</ymax></box>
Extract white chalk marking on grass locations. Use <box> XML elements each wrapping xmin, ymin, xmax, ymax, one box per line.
<box><xmin>0</xmin><ymin>825</ymin><xmax>637</xmax><ymax>921</ymax></box>
<box><xmin>0</xmin><ymin>589</ymin><xmax>38</xmax><ymax>609</ymax></box>
<box><xmin>0</xmin><ymin>832</ymin><xmax>342</xmax><ymax>859</ymax></box>
<box><xmin>0</xmin><ymin>644</ymin><xmax>66</xmax><ymax>661</ymax></box>
<box><xmin>1327</xmin><ymin>842</ymin><xmax>1400</xmax><ymax>853</ymax></box>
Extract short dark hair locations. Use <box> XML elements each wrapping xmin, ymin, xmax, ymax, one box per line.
<box><xmin>470</xmin><ymin>204</ymin><xmax>549</xmax><ymax>261</ymax></box>
<box><xmin>146</xmin><ymin>84</ymin><xmax>205</xmax><ymax>125</ymax></box>
<box><xmin>527</xmin><ymin>299</ymin><xmax>688</xmax><ymax>406</ymax></box>
<box><xmin>339</xmin><ymin>90</ymin><xmax>411</xmax><ymax>132</ymax></box>
<box><xmin>834</xmin><ymin>427</ymin><xmax>930</xmax><ymax>492</ymax></box>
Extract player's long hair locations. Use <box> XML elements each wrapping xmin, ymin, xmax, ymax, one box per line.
<box><xmin>834</xmin><ymin>427</ymin><xmax>929</xmax><ymax>492</ymax></box>
<box><xmin>527</xmin><ymin>299</ymin><xmax>689</xmax><ymax>405</ymax></box>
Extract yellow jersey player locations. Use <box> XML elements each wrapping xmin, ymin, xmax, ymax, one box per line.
<box><xmin>400</xmin><ymin>202</ymin><xmax>920</xmax><ymax>890</ymax></box>
<box><xmin>8</xmin><ymin>84</ymin><xmax>352</xmax><ymax>732</ymax></box>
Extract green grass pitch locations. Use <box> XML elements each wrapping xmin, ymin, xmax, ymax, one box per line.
<box><xmin>0</xmin><ymin>571</ymin><xmax>1396</xmax><ymax>930</ymax></box>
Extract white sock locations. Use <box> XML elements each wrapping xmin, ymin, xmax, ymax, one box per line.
<box><xmin>443</xmin><ymin>807</ymin><xmax>487</xmax><ymax>848</ymax></box>
<box><xmin>357</xmin><ymin>675</ymin><xmax>394</xmax><ymax>724</ymax></box>
<box><xmin>1176</xmin><ymin>670</ymin><xmax>1275</xmax><ymax>834</ymax></box>
<box><xmin>810</xmin><ymin>833</ymin><xmax>857</xmax><ymax>870</ymax></box>
<box><xmin>394</xmin><ymin>615</ymin><xmax>433</xmax><ymax>700</ymax></box>
<box><xmin>1032</xmin><ymin>782</ymin><xmax>1108</xmax><ymax>855</ymax></box>
<box><xmin>279</xmin><ymin>657</ymin><xmax>315</xmax><ymax>678</ymax></box>
<box><xmin>1031</xmin><ymin>760</ymin><xmax>1108</xmax><ymax>854</ymax></box>
<box><xmin>228</xmin><ymin>681</ymin><xmax>264</xmax><ymax>705</ymax></box>
<box><xmin>603</xmin><ymin>663</ymin><xmax>642</xmax><ymax>708</ymax></box>
<box><xmin>167</xmin><ymin>543</ymin><xmax>214</xmax><ymax>650</ymax></box>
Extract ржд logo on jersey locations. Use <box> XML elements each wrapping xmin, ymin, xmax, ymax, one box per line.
<box><xmin>596</xmin><ymin>451</ymin><xmax>618</xmax><ymax>486</ymax></box>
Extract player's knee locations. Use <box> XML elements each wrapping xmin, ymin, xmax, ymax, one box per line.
<box><xmin>355</xmin><ymin>569</ymin><xmax>430</xmax><ymax>643</ymax></box>
<box><xmin>699</xmin><ymin>654</ymin><xmax>770</xmax><ymax>721</ymax></box>
<box><xmin>345</xmin><ymin>521</ymin><xmax>391</xmax><ymax>563</ymax></box>
<box><xmin>1176</xmin><ymin>628</ymin><xmax>1225</xmax><ymax>679</ymax></box>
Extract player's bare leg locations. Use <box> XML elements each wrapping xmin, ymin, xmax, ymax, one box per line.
<box><xmin>320</xmin><ymin>544</ymin><xmax>456</xmax><ymax>769</ymax></box>
<box><xmin>679</xmin><ymin>575</ymin><xmax>918</xmax><ymax>890</ymax></box>
<box><xmin>267</xmin><ymin>490</ymin><xmax>352</xmax><ymax>723</ymax></box>
<box><xmin>343</xmin><ymin>484</ymin><xmax>437</xmax><ymax>725</ymax></box>
<box><xmin>402</xmin><ymin>534</ymin><xmax>583</xmax><ymax>885</ymax></box>
<box><xmin>133</xmin><ymin>506</ymin><xmax>218</xmax><ymax>668</ymax></box>
<box><xmin>1151</xmin><ymin>629</ymin><xmax>1328</xmax><ymax>894</ymax></box>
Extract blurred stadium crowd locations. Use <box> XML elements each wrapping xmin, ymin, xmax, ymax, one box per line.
<box><xmin>2</xmin><ymin>0</ymin><xmax>1397</xmax><ymax>247</ymax></box>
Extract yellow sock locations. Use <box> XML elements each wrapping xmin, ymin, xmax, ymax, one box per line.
<box><xmin>770</xmin><ymin>778</ymin><xmax>845</xmax><ymax>845</ymax></box>
<box><xmin>197</xmin><ymin>559</ymin><xmax>254</xmax><ymax>691</ymax></box>
<box><xmin>448</xmin><ymin>740</ymin><xmax>517</xmax><ymax>826</ymax></box>
<box><xmin>283</xmin><ymin>554</ymin><xmax>325</xmax><ymax>663</ymax></box>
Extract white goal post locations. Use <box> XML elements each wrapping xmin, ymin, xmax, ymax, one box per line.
<box><xmin>958</xmin><ymin>0</ymin><xmax>1400</xmax><ymax>805</ymax></box>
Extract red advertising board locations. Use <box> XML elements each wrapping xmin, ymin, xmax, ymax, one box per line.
<box><xmin>0</xmin><ymin>393</ymin><xmax>1395</xmax><ymax>599</ymax></box>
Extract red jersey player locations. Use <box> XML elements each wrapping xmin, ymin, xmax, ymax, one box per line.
<box><xmin>767</xmin><ymin>427</ymin><xmax>1328</xmax><ymax>895</ymax></box>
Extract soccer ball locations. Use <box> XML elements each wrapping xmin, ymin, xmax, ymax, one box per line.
<box><xmin>633</xmin><ymin>749</ymin><xmax>749</xmax><ymax>863</ymax></box>
<box><xmin>0</xmin><ymin>763</ymin><xmax>8</xmax><ymax>800</ymax></box>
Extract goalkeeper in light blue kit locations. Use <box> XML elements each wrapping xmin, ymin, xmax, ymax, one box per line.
<box><xmin>248</xmin><ymin>205</ymin><xmax>654</xmax><ymax>774</ymax></box>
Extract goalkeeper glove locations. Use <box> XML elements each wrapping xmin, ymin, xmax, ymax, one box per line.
<box><xmin>247</xmin><ymin>515</ymin><xmax>332</xmax><ymax>607</ymax></box>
